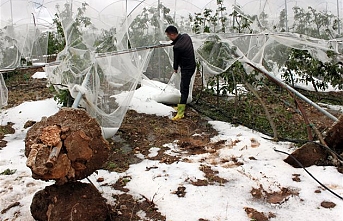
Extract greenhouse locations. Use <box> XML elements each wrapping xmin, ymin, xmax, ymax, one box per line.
<box><xmin>1</xmin><ymin>1</ymin><xmax>343</xmax><ymax>221</ymax></box>
<box><xmin>1</xmin><ymin>0</ymin><xmax>343</xmax><ymax>137</ymax></box>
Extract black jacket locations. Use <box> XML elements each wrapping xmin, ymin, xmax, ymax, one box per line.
<box><xmin>172</xmin><ymin>34</ymin><xmax>196</xmax><ymax>71</ymax></box>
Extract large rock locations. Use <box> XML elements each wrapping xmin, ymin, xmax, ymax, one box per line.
<box><xmin>31</xmin><ymin>182</ymin><xmax>111</xmax><ymax>221</ymax></box>
<box><xmin>25</xmin><ymin>108</ymin><xmax>110</xmax><ymax>184</ymax></box>
<box><xmin>284</xmin><ymin>142</ymin><xmax>328</xmax><ymax>168</ymax></box>
<box><xmin>324</xmin><ymin>115</ymin><xmax>343</xmax><ymax>154</ymax></box>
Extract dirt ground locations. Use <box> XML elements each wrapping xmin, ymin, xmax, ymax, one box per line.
<box><xmin>1</xmin><ymin>66</ymin><xmax>342</xmax><ymax>221</ymax></box>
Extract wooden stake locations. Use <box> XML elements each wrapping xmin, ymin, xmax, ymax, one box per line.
<box><xmin>45</xmin><ymin>141</ymin><xmax>63</xmax><ymax>168</ymax></box>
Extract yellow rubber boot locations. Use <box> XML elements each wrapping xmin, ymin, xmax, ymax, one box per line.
<box><xmin>172</xmin><ymin>104</ymin><xmax>186</xmax><ymax>120</ymax></box>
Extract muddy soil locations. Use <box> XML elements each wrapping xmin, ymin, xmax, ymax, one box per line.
<box><xmin>2</xmin><ymin>67</ymin><xmax>54</xmax><ymax>108</ymax></box>
<box><xmin>31</xmin><ymin>182</ymin><xmax>110</xmax><ymax>221</ymax></box>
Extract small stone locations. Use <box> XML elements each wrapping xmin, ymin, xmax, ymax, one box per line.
<box><xmin>321</xmin><ymin>201</ymin><xmax>336</xmax><ymax>208</ymax></box>
<box><xmin>24</xmin><ymin>120</ymin><xmax>36</xmax><ymax>129</ymax></box>
<box><xmin>97</xmin><ymin>177</ymin><xmax>105</xmax><ymax>182</ymax></box>
<box><xmin>250</xmin><ymin>138</ymin><xmax>260</xmax><ymax>148</ymax></box>
<box><xmin>40</xmin><ymin>125</ymin><xmax>61</xmax><ymax>147</ymax></box>
<box><xmin>292</xmin><ymin>174</ymin><xmax>301</xmax><ymax>182</ymax></box>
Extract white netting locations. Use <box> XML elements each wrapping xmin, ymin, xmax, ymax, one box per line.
<box><xmin>194</xmin><ymin>32</ymin><xmax>342</xmax><ymax>75</ymax></box>
<box><xmin>0</xmin><ymin>0</ymin><xmax>49</xmax><ymax>68</ymax></box>
<box><xmin>1</xmin><ymin>0</ymin><xmax>342</xmax><ymax>134</ymax></box>
<box><xmin>0</xmin><ymin>72</ymin><xmax>8</xmax><ymax>107</ymax></box>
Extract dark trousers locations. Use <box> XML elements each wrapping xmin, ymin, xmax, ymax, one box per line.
<box><xmin>180</xmin><ymin>69</ymin><xmax>195</xmax><ymax>104</ymax></box>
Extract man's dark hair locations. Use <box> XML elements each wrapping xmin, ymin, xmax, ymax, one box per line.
<box><xmin>165</xmin><ymin>26</ymin><xmax>178</xmax><ymax>34</ymax></box>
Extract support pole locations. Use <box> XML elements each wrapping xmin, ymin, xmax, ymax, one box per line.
<box><xmin>285</xmin><ymin>0</ymin><xmax>288</xmax><ymax>31</ymax></box>
<box><xmin>71</xmin><ymin>66</ymin><xmax>92</xmax><ymax>108</ymax></box>
<box><xmin>337</xmin><ymin>0</ymin><xmax>341</xmax><ymax>35</ymax></box>
<box><xmin>10</xmin><ymin>0</ymin><xmax>13</xmax><ymax>26</ymax></box>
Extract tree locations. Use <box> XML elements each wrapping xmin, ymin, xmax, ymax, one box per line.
<box><xmin>308</xmin><ymin>7</ymin><xmax>333</xmax><ymax>39</ymax></box>
<box><xmin>278</xmin><ymin>9</ymin><xmax>287</xmax><ymax>31</ymax></box>
<box><xmin>228</xmin><ymin>6</ymin><xmax>253</xmax><ymax>34</ymax></box>
<box><xmin>189</xmin><ymin>0</ymin><xmax>228</xmax><ymax>34</ymax></box>
<box><xmin>46</xmin><ymin>12</ymin><xmax>67</xmax><ymax>56</ymax></box>
<box><xmin>94</xmin><ymin>28</ymin><xmax>116</xmax><ymax>53</ymax></box>
<box><xmin>291</xmin><ymin>6</ymin><xmax>335</xmax><ymax>39</ymax></box>
<box><xmin>259</xmin><ymin>11</ymin><xmax>268</xmax><ymax>29</ymax></box>
<box><xmin>128</xmin><ymin>3</ymin><xmax>175</xmax><ymax>81</ymax></box>
<box><xmin>50</xmin><ymin>2</ymin><xmax>96</xmax><ymax>106</ymax></box>
<box><xmin>282</xmin><ymin>48</ymin><xmax>343</xmax><ymax>92</ymax></box>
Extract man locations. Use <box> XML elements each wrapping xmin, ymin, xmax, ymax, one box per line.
<box><xmin>165</xmin><ymin>25</ymin><xmax>196</xmax><ymax>120</ymax></box>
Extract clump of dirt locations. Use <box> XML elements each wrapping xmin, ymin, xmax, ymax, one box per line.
<box><xmin>31</xmin><ymin>182</ymin><xmax>111</xmax><ymax>221</ymax></box>
<box><xmin>110</xmin><ymin>176</ymin><xmax>131</xmax><ymax>193</ymax></box>
<box><xmin>24</xmin><ymin>120</ymin><xmax>36</xmax><ymax>129</ymax></box>
<box><xmin>244</xmin><ymin>207</ymin><xmax>276</xmax><ymax>221</ymax></box>
<box><xmin>111</xmin><ymin>193</ymin><xmax>166</xmax><ymax>220</ymax></box>
<box><xmin>250</xmin><ymin>184</ymin><xmax>299</xmax><ymax>204</ymax></box>
<box><xmin>324</xmin><ymin>115</ymin><xmax>343</xmax><ymax>154</ymax></box>
<box><xmin>25</xmin><ymin>108</ymin><xmax>110</xmax><ymax>184</ymax></box>
<box><xmin>0</xmin><ymin>122</ymin><xmax>15</xmax><ymax>135</ymax></box>
<box><xmin>178</xmin><ymin>137</ymin><xmax>208</xmax><ymax>154</ymax></box>
<box><xmin>190</xmin><ymin>179</ymin><xmax>209</xmax><ymax>186</ymax></box>
<box><xmin>0</xmin><ymin>122</ymin><xmax>15</xmax><ymax>149</ymax></box>
<box><xmin>284</xmin><ymin>142</ymin><xmax>329</xmax><ymax>168</ymax></box>
<box><xmin>199</xmin><ymin>164</ymin><xmax>228</xmax><ymax>185</ymax></box>
<box><xmin>321</xmin><ymin>201</ymin><xmax>336</xmax><ymax>209</ymax></box>
<box><xmin>292</xmin><ymin>174</ymin><xmax>301</xmax><ymax>182</ymax></box>
<box><xmin>172</xmin><ymin>186</ymin><xmax>187</xmax><ymax>197</ymax></box>
<box><xmin>284</xmin><ymin>116</ymin><xmax>343</xmax><ymax>170</ymax></box>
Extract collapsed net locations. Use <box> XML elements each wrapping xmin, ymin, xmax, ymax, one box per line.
<box><xmin>1</xmin><ymin>0</ymin><xmax>342</xmax><ymax>135</ymax></box>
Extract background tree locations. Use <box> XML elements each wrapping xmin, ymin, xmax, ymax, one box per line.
<box><xmin>259</xmin><ymin>11</ymin><xmax>269</xmax><ymax>29</ymax></box>
<box><xmin>290</xmin><ymin>6</ymin><xmax>336</xmax><ymax>39</ymax></box>
<box><xmin>278</xmin><ymin>9</ymin><xmax>287</xmax><ymax>31</ymax></box>
<box><xmin>279</xmin><ymin>6</ymin><xmax>343</xmax><ymax>93</ymax></box>
<box><xmin>189</xmin><ymin>0</ymin><xmax>227</xmax><ymax>34</ymax></box>
<box><xmin>128</xmin><ymin>3</ymin><xmax>175</xmax><ymax>81</ymax></box>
